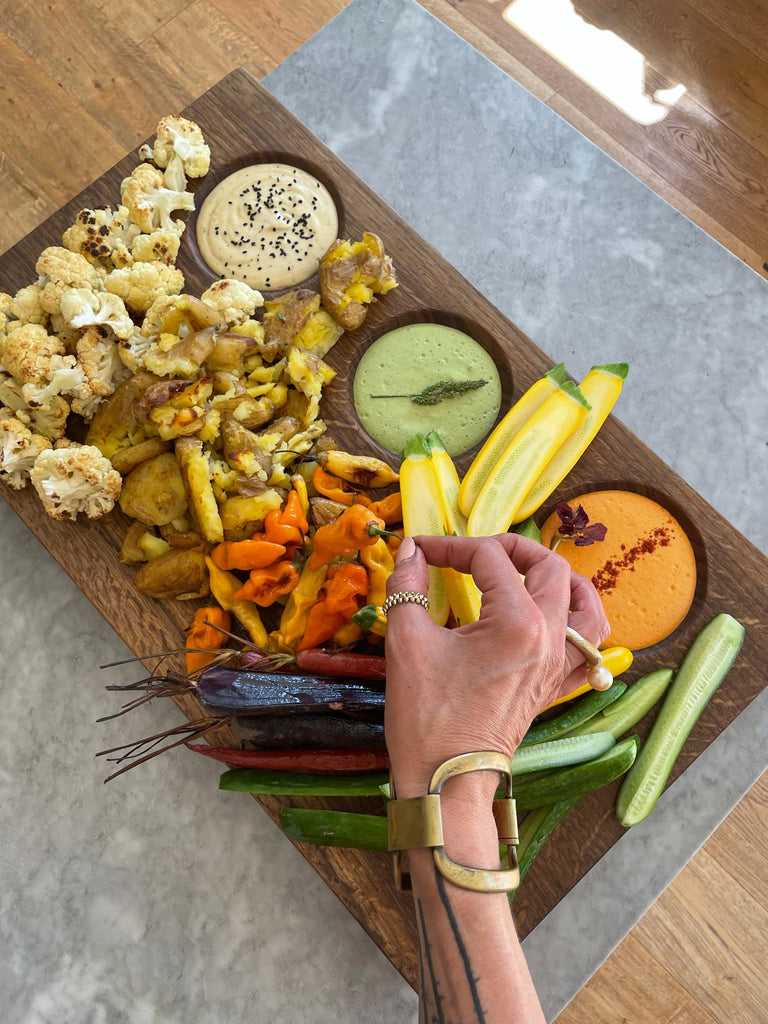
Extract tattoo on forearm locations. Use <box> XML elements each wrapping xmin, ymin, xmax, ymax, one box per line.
<box><xmin>417</xmin><ymin>897</ymin><xmax>445</xmax><ymax>1024</ymax></box>
<box><xmin>435</xmin><ymin>870</ymin><xmax>486</xmax><ymax>1022</ymax></box>
<box><xmin>415</xmin><ymin>872</ymin><xmax>487</xmax><ymax>1024</ymax></box>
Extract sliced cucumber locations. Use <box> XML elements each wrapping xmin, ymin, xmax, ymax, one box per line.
<box><xmin>513</xmin><ymin>735</ymin><xmax>638</xmax><ymax>810</ymax></box>
<box><xmin>219</xmin><ymin>768</ymin><xmax>389</xmax><ymax>796</ymax></box>
<box><xmin>520</xmin><ymin>682</ymin><xmax>627</xmax><ymax>746</ymax></box>
<box><xmin>512</xmin><ymin>731</ymin><xmax>615</xmax><ymax>774</ymax></box>
<box><xmin>616</xmin><ymin>614</ymin><xmax>745</xmax><ymax>827</ymax></box>
<box><xmin>565</xmin><ymin>669</ymin><xmax>673</xmax><ymax>741</ymax></box>
<box><xmin>281</xmin><ymin>807</ymin><xmax>389</xmax><ymax>850</ymax></box>
<box><xmin>511</xmin><ymin>795</ymin><xmax>582</xmax><ymax>898</ymax></box>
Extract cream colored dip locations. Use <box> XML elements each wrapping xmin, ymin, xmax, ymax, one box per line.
<box><xmin>196</xmin><ymin>163</ymin><xmax>339</xmax><ymax>291</ymax></box>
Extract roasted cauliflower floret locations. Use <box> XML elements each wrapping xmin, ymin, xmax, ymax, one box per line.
<box><xmin>117</xmin><ymin>331</ymin><xmax>155</xmax><ymax>373</ymax></box>
<box><xmin>62</xmin><ymin>206</ymin><xmax>141</xmax><ymax>269</ymax></box>
<box><xmin>130</xmin><ymin>229</ymin><xmax>181</xmax><ymax>266</ymax></box>
<box><xmin>74</xmin><ymin>326</ymin><xmax>129</xmax><ymax>408</ymax></box>
<box><xmin>20</xmin><ymin>353</ymin><xmax>87</xmax><ymax>410</ymax></box>
<box><xmin>10</xmin><ymin>284</ymin><xmax>48</xmax><ymax>326</ymax></box>
<box><xmin>35</xmin><ymin>246</ymin><xmax>105</xmax><ymax>315</ymax></box>
<box><xmin>1</xmin><ymin>323</ymin><xmax>65</xmax><ymax>383</ymax></box>
<box><xmin>151</xmin><ymin>114</ymin><xmax>211</xmax><ymax>191</ymax></box>
<box><xmin>200</xmin><ymin>279</ymin><xmax>263</xmax><ymax>327</ymax></box>
<box><xmin>319</xmin><ymin>232</ymin><xmax>398</xmax><ymax>330</ymax></box>
<box><xmin>0</xmin><ymin>372</ymin><xmax>70</xmax><ymax>440</ymax></box>
<box><xmin>120</xmin><ymin>164</ymin><xmax>195</xmax><ymax>234</ymax></box>
<box><xmin>59</xmin><ymin>287</ymin><xmax>135</xmax><ymax>341</ymax></box>
<box><xmin>30</xmin><ymin>443</ymin><xmax>122</xmax><ymax>520</ymax></box>
<box><xmin>0</xmin><ymin>414</ymin><xmax>52</xmax><ymax>489</ymax></box>
<box><xmin>105</xmin><ymin>260</ymin><xmax>184</xmax><ymax>316</ymax></box>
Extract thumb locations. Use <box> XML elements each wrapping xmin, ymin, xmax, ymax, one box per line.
<box><xmin>386</xmin><ymin>535</ymin><xmax>430</xmax><ymax>599</ymax></box>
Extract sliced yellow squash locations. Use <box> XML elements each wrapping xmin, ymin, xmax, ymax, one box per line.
<box><xmin>458</xmin><ymin>363</ymin><xmax>569</xmax><ymax>517</ymax></box>
<box><xmin>513</xmin><ymin>363</ymin><xmax>629</xmax><ymax>524</ymax></box>
<box><xmin>400</xmin><ymin>435</ymin><xmax>451</xmax><ymax>626</ymax></box>
<box><xmin>467</xmin><ymin>382</ymin><xmax>590</xmax><ymax>537</ymax></box>
<box><xmin>425</xmin><ymin>431</ymin><xmax>482</xmax><ymax>625</ymax></box>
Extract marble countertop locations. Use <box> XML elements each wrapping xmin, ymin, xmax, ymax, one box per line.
<box><xmin>2</xmin><ymin>1</ymin><xmax>767</xmax><ymax>1021</ymax></box>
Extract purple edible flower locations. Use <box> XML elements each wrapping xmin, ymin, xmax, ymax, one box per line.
<box><xmin>555</xmin><ymin>502</ymin><xmax>608</xmax><ymax>547</ymax></box>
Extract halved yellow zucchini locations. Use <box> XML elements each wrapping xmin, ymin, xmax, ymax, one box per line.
<box><xmin>425</xmin><ymin>431</ymin><xmax>482</xmax><ymax>625</ymax></box>
<box><xmin>467</xmin><ymin>382</ymin><xmax>590</xmax><ymax>537</ymax></box>
<box><xmin>400</xmin><ymin>435</ymin><xmax>451</xmax><ymax>626</ymax></box>
<box><xmin>458</xmin><ymin>363</ymin><xmax>569</xmax><ymax>517</ymax></box>
<box><xmin>513</xmin><ymin>363</ymin><xmax>629</xmax><ymax>524</ymax></box>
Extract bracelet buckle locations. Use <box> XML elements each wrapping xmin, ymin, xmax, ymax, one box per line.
<box><xmin>387</xmin><ymin>751</ymin><xmax>519</xmax><ymax>893</ymax></box>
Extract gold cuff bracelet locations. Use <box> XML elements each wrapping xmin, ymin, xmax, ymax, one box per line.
<box><xmin>387</xmin><ymin>751</ymin><xmax>519</xmax><ymax>893</ymax></box>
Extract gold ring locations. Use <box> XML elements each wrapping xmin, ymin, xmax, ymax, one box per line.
<box><xmin>565</xmin><ymin>626</ymin><xmax>613</xmax><ymax>690</ymax></box>
<box><xmin>382</xmin><ymin>590</ymin><xmax>430</xmax><ymax>615</ymax></box>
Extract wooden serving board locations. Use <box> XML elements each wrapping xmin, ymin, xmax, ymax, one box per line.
<box><xmin>2</xmin><ymin>68</ymin><xmax>767</xmax><ymax>990</ymax></box>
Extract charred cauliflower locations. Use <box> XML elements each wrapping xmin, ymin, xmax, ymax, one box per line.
<box><xmin>120</xmin><ymin>164</ymin><xmax>195</xmax><ymax>235</ymax></box>
<box><xmin>36</xmin><ymin>247</ymin><xmax>106</xmax><ymax>316</ymax></box>
<box><xmin>105</xmin><ymin>260</ymin><xmax>184</xmax><ymax>316</ymax></box>
<box><xmin>1</xmin><ymin>323</ymin><xmax>65</xmax><ymax>383</ymax></box>
<box><xmin>62</xmin><ymin>206</ymin><xmax>141</xmax><ymax>269</ymax></box>
<box><xmin>0</xmin><ymin>413</ymin><xmax>52</xmax><ymax>489</ymax></box>
<box><xmin>151</xmin><ymin>114</ymin><xmax>211</xmax><ymax>191</ymax></box>
<box><xmin>200</xmin><ymin>279</ymin><xmax>263</xmax><ymax>327</ymax></box>
<box><xmin>59</xmin><ymin>287</ymin><xmax>135</xmax><ymax>340</ymax></box>
<box><xmin>30</xmin><ymin>443</ymin><xmax>122</xmax><ymax>520</ymax></box>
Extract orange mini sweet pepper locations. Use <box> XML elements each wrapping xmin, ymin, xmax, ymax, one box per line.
<box><xmin>209</xmin><ymin>537</ymin><xmax>286</xmax><ymax>572</ymax></box>
<box><xmin>298</xmin><ymin>562</ymin><xmax>370</xmax><ymax>651</ymax></box>
<box><xmin>312</xmin><ymin>465</ymin><xmax>371</xmax><ymax>508</ymax></box>
<box><xmin>367</xmin><ymin>491</ymin><xmax>402</xmax><ymax>525</ymax></box>
<box><xmin>185</xmin><ymin>606</ymin><xmax>231</xmax><ymax>674</ymax></box>
<box><xmin>233</xmin><ymin>559</ymin><xmax>299</xmax><ymax>607</ymax></box>
<box><xmin>264</xmin><ymin>488</ymin><xmax>310</xmax><ymax>547</ymax></box>
<box><xmin>307</xmin><ymin>503</ymin><xmax>387</xmax><ymax>571</ymax></box>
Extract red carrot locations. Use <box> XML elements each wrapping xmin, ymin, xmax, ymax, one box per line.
<box><xmin>187</xmin><ymin>745</ymin><xmax>390</xmax><ymax>772</ymax></box>
<box><xmin>295</xmin><ymin>647</ymin><xmax>386</xmax><ymax>681</ymax></box>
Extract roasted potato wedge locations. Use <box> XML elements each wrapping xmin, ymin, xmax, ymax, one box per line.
<box><xmin>119</xmin><ymin>450</ymin><xmax>190</xmax><ymax>526</ymax></box>
<box><xmin>111</xmin><ymin>436</ymin><xmax>171</xmax><ymax>476</ymax></box>
<box><xmin>134</xmin><ymin>548</ymin><xmax>209</xmax><ymax>600</ymax></box>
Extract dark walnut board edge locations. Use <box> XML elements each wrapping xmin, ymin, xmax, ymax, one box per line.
<box><xmin>2</xmin><ymin>68</ymin><xmax>766</xmax><ymax>989</ymax></box>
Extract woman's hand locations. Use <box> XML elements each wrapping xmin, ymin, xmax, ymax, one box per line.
<box><xmin>384</xmin><ymin>533</ymin><xmax>609</xmax><ymax>797</ymax></box>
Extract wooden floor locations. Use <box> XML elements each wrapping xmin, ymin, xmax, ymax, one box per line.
<box><xmin>2</xmin><ymin>0</ymin><xmax>767</xmax><ymax>1019</ymax></box>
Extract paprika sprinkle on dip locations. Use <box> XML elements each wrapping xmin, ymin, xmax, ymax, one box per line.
<box><xmin>541</xmin><ymin>490</ymin><xmax>697</xmax><ymax>651</ymax></box>
<box><xmin>196</xmin><ymin>163</ymin><xmax>339</xmax><ymax>291</ymax></box>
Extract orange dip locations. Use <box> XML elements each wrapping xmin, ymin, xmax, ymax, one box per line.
<box><xmin>540</xmin><ymin>490</ymin><xmax>697</xmax><ymax>651</ymax></box>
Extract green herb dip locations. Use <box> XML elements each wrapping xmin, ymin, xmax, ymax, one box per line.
<box><xmin>353</xmin><ymin>323</ymin><xmax>502</xmax><ymax>457</ymax></box>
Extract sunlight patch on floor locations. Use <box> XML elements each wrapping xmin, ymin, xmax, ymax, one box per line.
<box><xmin>504</xmin><ymin>0</ymin><xmax>687</xmax><ymax>125</ymax></box>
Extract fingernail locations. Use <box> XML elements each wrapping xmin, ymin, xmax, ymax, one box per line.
<box><xmin>397</xmin><ymin>536</ymin><xmax>416</xmax><ymax>560</ymax></box>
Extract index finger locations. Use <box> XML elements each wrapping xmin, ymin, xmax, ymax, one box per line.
<box><xmin>417</xmin><ymin>532</ymin><xmax>573</xmax><ymax>628</ymax></box>
<box><xmin>413</xmin><ymin>535</ymin><xmax>528</xmax><ymax>623</ymax></box>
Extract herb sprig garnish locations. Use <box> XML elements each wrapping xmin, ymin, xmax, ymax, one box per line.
<box><xmin>369</xmin><ymin>379</ymin><xmax>488</xmax><ymax>406</ymax></box>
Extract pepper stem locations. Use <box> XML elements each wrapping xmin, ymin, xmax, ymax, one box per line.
<box><xmin>367</xmin><ymin>524</ymin><xmax>404</xmax><ymax>541</ymax></box>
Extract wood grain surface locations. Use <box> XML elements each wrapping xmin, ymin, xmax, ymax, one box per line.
<box><xmin>2</xmin><ymin>68</ymin><xmax>767</xmax><ymax>992</ymax></box>
<box><xmin>429</xmin><ymin>0</ymin><xmax>768</xmax><ymax>279</ymax></box>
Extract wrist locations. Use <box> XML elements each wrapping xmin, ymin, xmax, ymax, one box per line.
<box><xmin>391</xmin><ymin>763</ymin><xmax>504</xmax><ymax>865</ymax></box>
